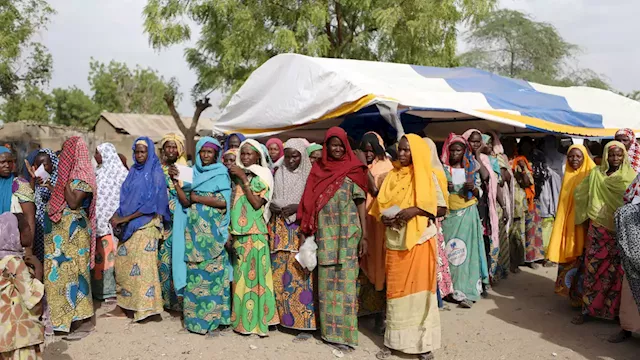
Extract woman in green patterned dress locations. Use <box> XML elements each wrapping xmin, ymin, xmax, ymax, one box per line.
<box><xmin>172</xmin><ymin>137</ymin><xmax>232</xmax><ymax>335</ymax></box>
<box><xmin>44</xmin><ymin>136</ymin><xmax>97</xmax><ymax>339</ymax></box>
<box><xmin>297</xmin><ymin>127</ymin><xmax>369</xmax><ymax>351</ymax></box>
<box><xmin>227</xmin><ymin>139</ymin><xmax>279</xmax><ymax>336</ymax></box>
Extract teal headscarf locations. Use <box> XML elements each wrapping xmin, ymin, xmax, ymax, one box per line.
<box><xmin>0</xmin><ymin>147</ymin><xmax>13</xmax><ymax>213</ymax></box>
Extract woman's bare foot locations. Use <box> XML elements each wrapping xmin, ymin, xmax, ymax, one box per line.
<box><xmin>100</xmin><ymin>306</ymin><xmax>127</xmax><ymax>319</ymax></box>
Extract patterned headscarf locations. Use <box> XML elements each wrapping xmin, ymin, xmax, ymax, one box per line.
<box><xmin>31</xmin><ymin>149</ymin><xmax>59</xmax><ymax>262</ymax></box>
<box><xmin>95</xmin><ymin>143</ymin><xmax>129</xmax><ymax>238</ymax></box>
<box><xmin>441</xmin><ymin>133</ymin><xmax>479</xmax><ymax>199</ymax></box>
<box><xmin>273</xmin><ymin>138</ymin><xmax>312</xmax><ymax>223</ymax></box>
<box><xmin>160</xmin><ymin>133</ymin><xmax>188</xmax><ymax>166</ymax></box>
<box><xmin>48</xmin><ymin>136</ymin><xmax>97</xmax><ymax>268</ymax></box>
<box><xmin>616</xmin><ymin>128</ymin><xmax>640</xmax><ymax>172</ymax></box>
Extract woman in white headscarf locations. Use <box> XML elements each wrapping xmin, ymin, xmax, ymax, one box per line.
<box><xmin>268</xmin><ymin>138</ymin><xmax>315</xmax><ymax>339</ymax></box>
<box><xmin>92</xmin><ymin>143</ymin><xmax>129</xmax><ymax>301</ymax></box>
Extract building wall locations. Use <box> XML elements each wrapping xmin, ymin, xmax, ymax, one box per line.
<box><xmin>93</xmin><ymin>118</ymin><xmax>139</xmax><ymax>159</ymax></box>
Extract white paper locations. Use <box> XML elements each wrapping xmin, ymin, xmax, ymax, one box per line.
<box><xmin>175</xmin><ymin>164</ymin><xmax>193</xmax><ymax>184</ymax></box>
<box><xmin>452</xmin><ymin>168</ymin><xmax>466</xmax><ymax>185</ymax></box>
<box><xmin>381</xmin><ymin>205</ymin><xmax>402</xmax><ymax>218</ymax></box>
<box><xmin>34</xmin><ymin>164</ymin><xmax>50</xmax><ymax>183</ymax></box>
<box><xmin>632</xmin><ymin>196</ymin><xmax>640</xmax><ymax>205</ymax></box>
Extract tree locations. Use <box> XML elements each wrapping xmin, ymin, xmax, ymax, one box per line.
<box><xmin>460</xmin><ymin>9</ymin><xmax>608</xmax><ymax>88</ymax></box>
<box><xmin>142</xmin><ymin>0</ymin><xmax>496</xmax><ymax>155</ymax></box>
<box><xmin>51</xmin><ymin>87</ymin><xmax>100</xmax><ymax>128</ymax></box>
<box><xmin>625</xmin><ymin>91</ymin><xmax>640</xmax><ymax>101</ymax></box>
<box><xmin>0</xmin><ymin>85</ymin><xmax>52</xmax><ymax>123</ymax></box>
<box><xmin>0</xmin><ymin>0</ymin><xmax>55</xmax><ymax>98</ymax></box>
<box><xmin>88</xmin><ymin>59</ymin><xmax>172</xmax><ymax>114</ymax></box>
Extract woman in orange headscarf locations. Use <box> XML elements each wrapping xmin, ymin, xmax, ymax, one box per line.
<box><xmin>546</xmin><ymin>145</ymin><xmax>595</xmax><ymax>306</ymax></box>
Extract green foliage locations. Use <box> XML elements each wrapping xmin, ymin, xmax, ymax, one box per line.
<box><xmin>0</xmin><ymin>0</ymin><xmax>55</xmax><ymax>98</ymax></box>
<box><xmin>143</xmin><ymin>0</ymin><xmax>496</xmax><ymax>99</ymax></box>
<box><xmin>624</xmin><ymin>90</ymin><xmax>640</xmax><ymax>101</ymax></box>
<box><xmin>88</xmin><ymin>59</ymin><xmax>173</xmax><ymax>114</ymax></box>
<box><xmin>51</xmin><ymin>87</ymin><xmax>100</xmax><ymax>127</ymax></box>
<box><xmin>0</xmin><ymin>85</ymin><xmax>52</xmax><ymax>123</ymax></box>
<box><xmin>460</xmin><ymin>9</ymin><xmax>609</xmax><ymax>88</ymax></box>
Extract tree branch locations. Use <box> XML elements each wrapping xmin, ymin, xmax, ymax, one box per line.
<box><xmin>191</xmin><ymin>97</ymin><xmax>211</xmax><ymax>132</ymax></box>
<box><xmin>164</xmin><ymin>92</ymin><xmax>189</xmax><ymax>135</ymax></box>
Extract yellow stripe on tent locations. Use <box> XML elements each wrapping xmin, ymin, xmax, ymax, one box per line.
<box><xmin>228</xmin><ymin>94</ymin><xmax>378</xmax><ymax>135</ymax></box>
<box><xmin>478</xmin><ymin>110</ymin><xmax>640</xmax><ymax>137</ymax></box>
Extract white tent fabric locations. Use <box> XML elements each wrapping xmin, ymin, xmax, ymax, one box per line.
<box><xmin>215</xmin><ymin>54</ymin><xmax>640</xmax><ymax>138</ymax></box>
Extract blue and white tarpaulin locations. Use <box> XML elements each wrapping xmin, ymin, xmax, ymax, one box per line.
<box><xmin>215</xmin><ymin>54</ymin><xmax>640</xmax><ymax>139</ymax></box>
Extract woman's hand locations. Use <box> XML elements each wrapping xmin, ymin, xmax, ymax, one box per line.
<box><xmin>381</xmin><ymin>215</ymin><xmax>395</xmax><ymax>228</ymax></box>
<box><xmin>270</xmin><ymin>202</ymin><xmax>282</xmax><ymax>214</ymax></box>
<box><xmin>517</xmin><ymin>160</ymin><xmax>527</xmax><ymax>169</ymax></box>
<box><xmin>168</xmin><ymin>165</ymin><xmax>179</xmax><ymax>180</ymax></box>
<box><xmin>396</xmin><ymin>207</ymin><xmax>421</xmax><ymax>223</ymax></box>
<box><xmin>359</xmin><ymin>238</ymin><xmax>368</xmax><ymax>257</ymax></box>
<box><xmin>110</xmin><ymin>214</ymin><xmax>124</xmax><ymax>229</ymax></box>
<box><xmin>229</xmin><ymin>165</ymin><xmax>247</xmax><ymax>182</ymax></box>
<box><xmin>282</xmin><ymin>204</ymin><xmax>298</xmax><ymax>218</ymax></box>
<box><xmin>24</xmin><ymin>255</ymin><xmax>43</xmax><ymax>281</ymax></box>
<box><xmin>463</xmin><ymin>181</ymin><xmax>475</xmax><ymax>192</ymax></box>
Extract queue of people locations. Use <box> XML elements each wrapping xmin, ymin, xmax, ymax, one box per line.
<box><xmin>1</xmin><ymin>127</ymin><xmax>640</xmax><ymax>360</ymax></box>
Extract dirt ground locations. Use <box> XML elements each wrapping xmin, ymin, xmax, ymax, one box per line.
<box><xmin>44</xmin><ymin>266</ymin><xmax>638</xmax><ymax>360</ymax></box>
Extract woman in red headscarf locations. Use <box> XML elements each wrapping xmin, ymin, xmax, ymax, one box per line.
<box><xmin>297</xmin><ymin>127</ymin><xmax>368</xmax><ymax>351</ymax></box>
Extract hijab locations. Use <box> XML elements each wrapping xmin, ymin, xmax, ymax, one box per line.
<box><xmin>221</xmin><ymin>133</ymin><xmax>246</xmax><ymax>160</ymax></box>
<box><xmin>0</xmin><ymin>147</ymin><xmax>14</xmax><ymax>214</ymax></box>
<box><xmin>423</xmin><ymin>137</ymin><xmax>449</xmax><ymax>206</ymax></box>
<box><xmin>95</xmin><ymin>143</ymin><xmax>129</xmax><ymax>238</ymax></box>
<box><xmin>236</xmin><ymin>139</ymin><xmax>274</xmax><ymax>222</ymax></box>
<box><xmin>160</xmin><ymin>133</ymin><xmax>188</xmax><ymax>166</ymax></box>
<box><xmin>118</xmin><ymin>137</ymin><xmax>170</xmax><ymax>241</ymax></box>
<box><xmin>547</xmin><ymin>145</ymin><xmax>595</xmax><ymax>263</ymax></box>
<box><xmin>48</xmin><ymin>136</ymin><xmax>97</xmax><ymax>267</ymax></box>
<box><xmin>306</xmin><ymin>143</ymin><xmax>322</xmax><ymax>157</ymax></box>
<box><xmin>266</xmin><ymin>138</ymin><xmax>285</xmax><ymax>162</ymax></box>
<box><xmin>273</xmin><ymin>138</ymin><xmax>312</xmax><ymax>223</ymax></box>
<box><xmin>297</xmin><ymin>127</ymin><xmax>368</xmax><ymax>236</ymax></box>
<box><xmin>574</xmin><ymin>141</ymin><xmax>636</xmax><ymax>231</ymax></box>
<box><xmin>361</xmin><ymin>132</ymin><xmax>394</xmax><ymax>208</ymax></box>
<box><xmin>0</xmin><ymin>212</ymin><xmax>21</xmax><ymax>258</ymax></box>
<box><xmin>616</xmin><ymin>128</ymin><xmax>640</xmax><ymax>172</ymax></box>
<box><xmin>371</xmin><ymin>134</ymin><xmax>438</xmax><ymax>250</ymax></box>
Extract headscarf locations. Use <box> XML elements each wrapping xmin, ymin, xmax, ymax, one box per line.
<box><xmin>616</xmin><ymin>128</ymin><xmax>640</xmax><ymax>172</ymax></box>
<box><xmin>512</xmin><ymin>155</ymin><xmax>536</xmax><ymax>212</ymax></box>
<box><xmin>32</xmin><ymin>149</ymin><xmax>59</xmax><ymax>262</ymax></box>
<box><xmin>371</xmin><ymin>134</ymin><xmax>438</xmax><ymax>250</ymax></box>
<box><xmin>236</xmin><ymin>139</ymin><xmax>274</xmax><ymax>222</ymax></box>
<box><xmin>48</xmin><ymin>136</ymin><xmax>97</xmax><ymax>268</ymax></box>
<box><xmin>361</xmin><ymin>132</ymin><xmax>394</xmax><ymax>208</ymax></box>
<box><xmin>487</xmin><ymin>131</ymin><xmax>514</xmax><ymax>226</ymax></box>
<box><xmin>0</xmin><ymin>147</ymin><xmax>14</xmax><ymax>214</ymax></box>
<box><xmin>266</xmin><ymin>138</ymin><xmax>285</xmax><ymax>162</ymax></box>
<box><xmin>95</xmin><ymin>143</ymin><xmax>129</xmax><ymax>238</ymax></box>
<box><xmin>0</xmin><ymin>212</ymin><xmax>21</xmax><ymax>258</ymax></box>
<box><xmin>574</xmin><ymin>141</ymin><xmax>636</xmax><ymax>231</ymax></box>
<box><xmin>297</xmin><ymin>127</ymin><xmax>368</xmax><ymax>236</ymax></box>
<box><xmin>463</xmin><ymin>129</ymin><xmax>500</xmax><ymax>254</ymax></box>
<box><xmin>118</xmin><ymin>137</ymin><xmax>170</xmax><ymax>241</ymax></box>
<box><xmin>160</xmin><ymin>133</ymin><xmax>188</xmax><ymax>166</ymax></box>
<box><xmin>547</xmin><ymin>145</ymin><xmax>595</xmax><ymax>263</ymax></box>
<box><xmin>306</xmin><ymin>143</ymin><xmax>322</xmax><ymax>157</ymax></box>
<box><xmin>543</xmin><ymin>135</ymin><xmax>566</xmax><ymax>175</ymax></box>
<box><xmin>423</xmin><ymin>137</ymin><xmax>449</xmax><ymax>206</ymax></box>
<box><xmin>221</xmin><ymin>133</ymin><xmax>246</xmax><ymax>159</ymax></box>
<box><xmin>273</xmin><ymin>138</ymin><xmax>312</xmax><ymax>223</ymax></box>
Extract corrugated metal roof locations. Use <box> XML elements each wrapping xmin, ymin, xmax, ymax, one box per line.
<box><xmin>97</xmin><ymin>112</ymin><xmax>215</xmax><ymax>141</ymax></box>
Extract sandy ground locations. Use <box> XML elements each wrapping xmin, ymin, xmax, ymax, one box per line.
<box><xmin>44</xmin><ymin>266</ymin><xmax>638</xmax><ymax>360</ymax></box>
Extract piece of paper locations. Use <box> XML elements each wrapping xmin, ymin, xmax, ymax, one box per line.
<box><xmin>452</xmin><ymin>168</ymin><xmax>466</xmax><ymax>185</ymax></box>
<box><xmin>381</xmin><ymin>205</ymin><xmax>402</xmax><ymax>218</ymax></box>
<box><xmin>632</xmin><ymin>196</ymin><xmax>640</xmax><ymax>205</ymax></box>
<box><xmin>34</xmin><ymin>164</ymin><xmax>50</xmax><ymax>182</ymax></box>
<box><xmin>175</xmin><ymin>164</ymin><xmax>193</xmax><ymax>184</ymax></box>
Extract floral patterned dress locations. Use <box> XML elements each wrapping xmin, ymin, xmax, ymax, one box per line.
<box><xmin>157</xmin><ymin>166</ymin><xmax>182</xmax><ymax>311</ymax></box>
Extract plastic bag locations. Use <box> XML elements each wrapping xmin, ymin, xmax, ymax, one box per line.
<box><xmin>295</xmin><ymin>235</ymin><xmax>318</xmax><ymax>271</ymax></box>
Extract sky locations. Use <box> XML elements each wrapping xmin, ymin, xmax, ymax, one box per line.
<box><xmin>40</xmin><ymin>0</ymin><xmax>639</xmax><ymax>117</ymax></box>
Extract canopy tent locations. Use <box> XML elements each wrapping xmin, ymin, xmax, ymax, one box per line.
<box><xmin>214</xmin><ymin>54</ymin><xmax>640</xmax><ymax>140</ymax></box>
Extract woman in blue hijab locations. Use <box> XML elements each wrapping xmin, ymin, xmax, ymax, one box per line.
<box><xmin>0</xmin><ymin>147</ymin><xmax>35</xmax><ymax>253</ymax></box>
<box><xmin>172</xmin><ymin>137</ymin><xmax>232</xmax><ymax>335</ymax></box>
<box><xmin>108</xmin><ymin>137</ymin><xmax>170</xmax><ymax>322</ymax></box>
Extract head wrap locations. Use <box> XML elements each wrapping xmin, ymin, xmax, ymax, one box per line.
<box><xmin>95</xmin><ymin>143</ymin><xmax>129</xmax><ymax>238</ymax></box>
<box><xmin>297</xmin><ymin>127</ymin><xmax>368</xmax><ymax>236</ymax></box>
<box><xmin>266</xmin><ymin>138</ymin><xmax>285</xmax><ymax>162</ymax></box>
<box><xmin>48</xmin><ymin>136</ymin><xmax>97</xmax><ymax>268</ymax></box>
<box><xmin>359</xmin><ymin>133</ymin><xmax>386</xmax><ymax>160</ymax></box>
<box><xmin>273</xmin><ymin>138</ymin><xmax>312</xmax><ymax>224</ymax></box>
<box><xmin>0</xmin><ymin>147</ymin><xmax>14</xmax><ymax>214</ymax></box>
<box><xmin>423</xmin><ymin>137</ymin><xmax>449</xmax><ymax>206</ymax></box>
<box><xmin>236</xmin><ymin>139</ymin><xmax>274</xmax><ymax>222</ymax></box>
<box><xmin>0</xmin><ymin>213</ymin><xmax>21</xmax><ymax>258</ymax></box>
<box><xmin>160</xmin><ymin>133</ymin><xmax>188</xmax><ymax>166</ymax></box>
<box><xmin>616</xmin><ymin>128</ymin><xmax>640</xmax><ymax>172</ymax></box>
<box><xmin>362</xmin><ymin>132</ymin><xmax>394</xmax><ymax>208</ymax></box>
<box><xmin>441</xmin><ymin>133</ymin><xmax>480</xmax><ymax>200</ymax></box>
<box><xmin>221</xmin><ymin>133</ymin><xmax>246</xmax><ymax>158</ymax></box>
<box><xmin>118</xmin><ymin>137</ymin><xmax>170</xmax><ymax>241</ymax></box>
<box><xmin>32</xmin><ymin>149</ymin><xmax>59</xmax><ymax>262</ymax></box>
<box><xmin>306</xmin><ymin>143</ymin><xmax>322</xmax><ymax>157</ymax></box>
<box><xmin>574</xmin><ymin>141</ymin><xmax>636</xmax><ymax>231</ymax></box>
<box><xmin>547</xmin><ymin>145</ymin><xmax>595</xmax><ymax>263</ymax></box>
<box><xmin>372</xmin><ymin>134</ymin><xmax>438</xmax><ymax>251</ymax></box>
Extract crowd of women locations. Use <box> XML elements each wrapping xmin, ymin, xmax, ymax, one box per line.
<box><xmin>1</xmin><ymin>126</ymin><xmax>639</xmax><ymax>360</ymax></box>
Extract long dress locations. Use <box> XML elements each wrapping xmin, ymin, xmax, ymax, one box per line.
<box><xmin>115</xmin><ymin>217</ymin><xmax>164</xmax><ymax>322</ymax></box>
<box><xmin>183</xmin><ymin>191</ymin><xmax>231</xmax><ymax>334</ymax></box>
<box><xmin>442</xmin><ymin>169</ymin><xmax>489</xmax><ymax>302</ymax></box>
<box><xmin>157</xmin><ymin>166</ymin><xmax>182</xmax><ymax>311</ymax></box>
<box><xmin>0</xmin><ymin>256</ymin><xmax>44</xmax><ymax>360</ymax></box>
<box><xmin>509</xmin><ymin>185</ymin><xmax>526</xmax><ymax>269</ymax></box>
<box><xmin>315</xmin><ymin>178</ymin><xmax>365</xmax><ymax>348</ymax></box>
<box><xmin>43</xmin><ymin>180</ymin><xmax>94</xmax><ymax>332</ymax></box>
<box><xmin>230</xmin><ymin>176</ymin><xmax>278</xmax><ymax>336</ymax></box>
<box><xmin>268</xmin><ymin>215</ymin><xmax>316</xmax><ymax>330</ymax></box>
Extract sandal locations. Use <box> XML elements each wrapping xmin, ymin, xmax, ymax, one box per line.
<box><xmin>63</xmin><ymin>329</ymin><xmax>94</xmax><ymax>341</ymax></box>
<box><xmin>418</xmin><ymin>352</ymin><xmax>434</xmax><ymax>360</ymax></box>
<box><xmin>292</xmin><ymin>332</ymin><xmax>312</xmax><ymax>343</ymax></box>
<box><xmin>330</xmin><ymin>344</ymin><xmax>354</xmax><ymax>354</ymax></box>
<box><xmin>376</xmin><ymin>347</ymin><xmax>392</xmax><ymax>360</ymax></box>
<box><xmin>608</xmin><ymin>330</ymin><xmax>632</xmax><ymax>343</ymax></box>
<box><xmin>459</xmin><ymin>299</ymin><xmax>473</xmax><ymax>309</ymax></box>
